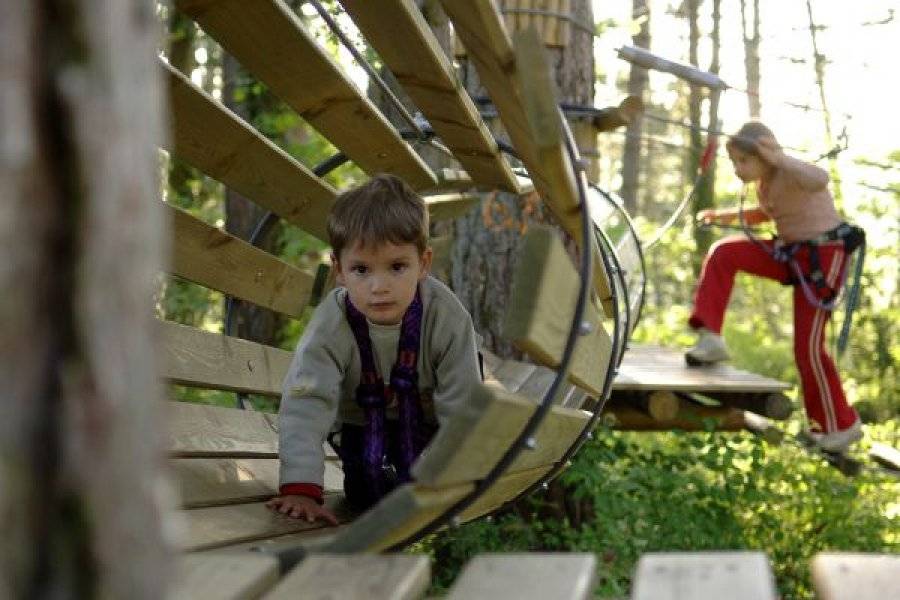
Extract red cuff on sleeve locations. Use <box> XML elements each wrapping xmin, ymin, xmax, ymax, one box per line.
<box><xmin>279</xmin><ymin>483</ymin><xmax>324</xmax><ymax>505</ymax></box>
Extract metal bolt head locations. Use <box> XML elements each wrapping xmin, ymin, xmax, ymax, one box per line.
<box><xmin>450</xmin><ymin>516</ymin><xmax>461</xmax><ymax>528</ymax></box>
<box><xmin>578</xmin><ymin>320</ymin><xmax>593</xmax><ymax>335</ymax></box>
<box><xmin>524</xmin><ymin>437</ymin><xmax>537</xmax><ymax>450</ymax></box>
<box><xmin>586</xmin><ymin>432</ymin><xmax>593</xmax><ymax>440</ymax></box>
<box><xmin>541</xmin><ymin>482</ymin><xmax>549</xmax><ymax>490</ymax></box>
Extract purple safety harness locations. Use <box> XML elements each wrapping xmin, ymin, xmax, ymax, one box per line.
<box><xmin>344</xmin><ymin>290</ymin><xmax>426</xmax><ymax>499</ymax></box>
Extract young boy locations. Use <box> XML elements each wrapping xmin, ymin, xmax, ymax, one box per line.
<box><xmin>267</xmin><ymin>174</ymin><xmax>481</xmax><ymax>523</ymax></box>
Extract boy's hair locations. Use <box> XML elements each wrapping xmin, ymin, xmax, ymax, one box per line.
<box><xmin>327</xmin><ymin>173</ymin><xmax>429</xmax><ymax>258</ymax></box>
<box><xmin>727</xmin><ymin>121</ymin><xmax>777</xmax><ymax>156</ymax></box>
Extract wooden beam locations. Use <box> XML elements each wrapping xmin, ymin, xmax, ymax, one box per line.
<box><xmin>160</xmin><ymin>320</ymin><xmax>292</xmax><ymax>397</ymax></box>
<box><xmin>811</xmin><ymin>553</ymin><xmax>900</xmax><ymax>600</ymax></box>
<box><xmin>412</xmin><ymin>383</ymin><xmax>589</xmax><ymax>487</ymax></box>
<box><xmin>341</xmin><ymin>0</ymin><xmax>519</xmax><ymax>193</ymax></box>
<box><xmin>446</xmin><ymin>554</ymin><xmax>597</xmax><ymax>600</ymax></box>
<box><xmin>174</xmin><ymin>0</ymin><xmax>436</xmax><ymax>190</ymax></box>
<box><xmin>869</xmin><ymin>443</ymin><xmax>900</xmax><ymax>472</ymax></box>
<box><xmin>440</xmin><ymin>3</ymin><xmax>611</xmax><ymax>302</ymax></box>
<box><xmin>707</xmin><ymin>391</ymin><xmax>794</xmax><ymax>420</ymax></box>
<box><xmin>425</xmin><ymin>192</ymin><xmax>480</xmax><ymax>222</ymax></box>
<box><xmin>262</xmin><ymin>554</ymin><xmax>431</xmax><ymax>600</ymax></box>
<box><xmin>503</xmin><ymin>225</ymin><xmax>612</xmax><ymax>397</ymax></box>
<box><xmin>603</xmin><ymin>399</ymin><xmax>747</xmax><ymax>432</ymax></box>
<box><xmin>167</xmin><ymin>203</ymin><xmax>318</xmax><ymax>317</ymax></box>
<box><xmin>742</xmin><ymin>412</ymin><xmax>784</xmax><ymax>446</ymax></box>
<box><xmin>172</xmin><ymin>553</ymin><xmax>279</xmax><ymax>600</ymax></box>
<box><xmin>632</xmin><ymin>552</ymin><xmax>777</xmax><ymax>600</ymax></box>
<box><xmin>164</xmin><ymin>60</ymin><xmax>335</xmax><ymax>240</ymax></box>
<box><xmin>456</xmin><ymin>465</ymin><xmax>551</xmax><ymax>522</ymax></box>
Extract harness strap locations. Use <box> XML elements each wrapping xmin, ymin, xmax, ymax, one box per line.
<box><xmin>345</xmin><ymin>290</ymin><xmax>424</xmax><ymax>499</ymax></box>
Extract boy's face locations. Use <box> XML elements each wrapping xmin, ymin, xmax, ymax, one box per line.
<box><xmin>334</xmin><ymin>241</ymin><xmax>433</xmax><ymax>326</ymax></box>
<box><xmin>728</xmin><ymin>147</ymin><xmax>766</xmax><ymax>183</ymax></box>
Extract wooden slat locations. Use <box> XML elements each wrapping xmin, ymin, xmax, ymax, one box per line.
<box><xmin>171</xmin><ymin>553</ymin><xmax>279</xmax><ymax>600</ymax></box>
<box><xmin>811</xmin><ymin>553</ymin><xmax>900</xmax><ymax>600</ymax></box>
<box><xmin>342</xmin><ymin>0</ymin><xmax>518</xmax><ymax>193</ymax></box>
<box><xmin>869</xmin><ymin>443</ymin><xmax>900</xmax><ymax>471</ymax></box>
<box><xmin>164</xmin><ymin>60</ymin><xmax>335</xmax><ymax>240</ymax></box>
<box><xmin>446</xmin><ymin>553</ymin><xmax>597</xmax><ymax>600</ymax></box>
<box><xmin>168</xmin><ymin>402</ymin><xmax>280</xmax><ymax>457</ymax></box>
<box><xmin>167</xmin><ymin>203</ymin><xmax>317</xmax><ymax>317</ymax></box>
<box><xmin>174</xmin><ymin>0</ymin><xmax>435</xmax><ymax>190</ymax></box>
<box><xmin>441</xmin><ymin>2</ymin><xmax>610</xmax><ymax>302</ymax></box>
<box><xmin>161</xmin><ymin>320</ymin><xmax>292</xmax><ymax>396</ymax></box>
<box><xmin>614</xmin><ymin>345</ymin><xmax>791</xmax><ymax>393</ymax></box>
<box><xmin>174</xmin><ymin>457</ymin><xmax>344</xmax><ymax>507</ymax></box>
<box><xmin>425</xmin><ymin>193</ymin><xmax>481</xmax><ymax>222</ymax></box>
<box><xmin>456</xmin><ymin>465</ymin><xmax>551</xmax><ymax>522</ymax></box>
<box><xmin>503</xmin><ymin>225</ymin><xmax>612</xmax><ymax>397</ymax></box>
<box><xmin>262</xmin><ymin>554</ymin><xmax>430</xmax><ymax>600</ymax></box>
<box><xmin>412</xmin><ymin>383</ymin><xmax>588</xmax><ymax>487</ymax></box>
<box><xmin>181</xmin><ymin>495</ymin><xmax>349</xmax><ymax>551</ymax></box>
<box><xmin>632</xmin><ymin>552</ymin><xmax>778</xmax><ymax>600</ymax></box>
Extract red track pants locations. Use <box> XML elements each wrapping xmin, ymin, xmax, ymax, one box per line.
<box><xmin>689</xmin><ymin>235</ymin><xmax>858</xmax><ymax>434</ymax></box>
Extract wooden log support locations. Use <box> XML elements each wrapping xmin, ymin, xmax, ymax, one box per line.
<box><xmin>171</xmin><ymin>553</ymin><xmax>280</xmax><ymax>600</ymax></box>
<box><xmin>262</xmin><ymin>554</ymin><xmax>431</xmax><ymax>600</ymax></box>
<box><xmin>440</xmin><ymin>2</ymin><xmax>611</xmax><ymax>304</ymax></box>
<box><xmin>173</xmin><ymin>0</ymin><xmax>436</xmax><ymax>190</ymax></box>
<box><xmin>635</xmin><ymin>390</ymin><xmax>680</xmax><ymax>422</ymax></box>
<box><xmin>504</xmin><ymin>225</ymin><xmax>612</xmax><ymax>398</ymax></box>
<box><xmin>163</xmin><ymin>61</ymin><xmax>336</xmax><ymax>240</ymax></box>
<box><xmin>603</xmin><ymin>398</ymin><xmax>747</xmax><ymax>432</ymax></box>
<box><xmin>160</xmin><ymin>320</ymin><xmax>292</xmax><ymax>396</ymax></box>
<box><xmin>632</xmin><ymin>552</ymin><xmax>778</xmax><ymax>600</ymax></box>
<box><xmin>810</xmin><ymin>553</ymin><xmax>900</xmax><ymax>600</ymax></box>
<box><xmin>710</xmin><ymin>391</ymin><xmax>794</xmax><ymax>421</ymax></box>
<box><xmin>167</xmin><ymin>204</ymin><xmax>319</xmax><ymax>317</ymax></box>
<box><xmin>446</xmin><ymin>553</ymin><xmax>597</xmax><ymax>600</ymax></box>
<box><xmin>742</xmin><ymin>412</ymin><xmax>784</xmax><ymax>445</ymax></box>
<box><xmin>868</xmin><ymin>443</ymin><xmax>900</xmax><ymax>472</ymax></box>
<box><xmin>340</xmin><ymin>0</ymin><xmax>520</xmax><ymax>193</ymax></box>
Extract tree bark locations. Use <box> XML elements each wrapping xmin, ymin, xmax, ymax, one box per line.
<box><xmin>693</xmin><ymin>0</ymin><xmax>721</xmax><ymax>261</ymax></box>
<box><xmin>620</xmin><ymin>0</ymin><xmax>651</xmax><ymax>215</ymax></box>
<box><xmin>740</xmin><ymin>0</ymin><xmax>762</xmax><ymax>118</ymax></box>
<box><xmin>1</xmin><ymin>1</ymin><xmax>171</xmax><ymax>597</ymax></box>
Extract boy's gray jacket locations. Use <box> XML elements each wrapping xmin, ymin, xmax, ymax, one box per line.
<box><xmin>279</xmin><ymin>276</ymin><xmax>481</xmax><ymax>488</ymax></box>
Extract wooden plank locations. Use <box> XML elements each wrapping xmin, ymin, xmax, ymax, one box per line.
<box><xmin>503</xmin><ymin>225</ymin><xmax>612</xmax><ymax>397</ymax></box>
<box><xmin>167</xmin><ymin>204</ymin><xmax>317</xmax><ymax>317</ymax></box>
<box><xmin>174</xmin><ymin>457</ymin><xmax>344</xmax><ymax>507</ymax></box>
<box><xmin>342</xmin><ymin>0</ymin><xmax>519</xmax><ymax>193</ymax></box>
<box><xmin>164</xmin><ymin>60</ymin><xmax>335</xmax><ymax>241</ymax></box>
<box><xmin>161</xmin><ymin>320</ymin><xmax>292</xmax><ymax>396</ymax></box>
<box><xmin>174</xmin><ymin>0</ymin><xmax>435</xmax><ymax>190</ymax></box>
<box><xmin>262</xmin><ymin>554</ymin><xmax>430</xmax><ymax>600</ymax></box>
<box><xmin>168</xmin><ymin>402</ymin><xmax>279</xmax><ymax>457</ymax></box>
<box><xmin>425</xmin><ymin>193</ymin><xmax>481</xmax><ymax>222</ymax></box>
<box><xmin>171</xmin><ymin>553</ymin><xmax>279</xmax><ymax>600</ymax></box>
<box><xmin>432</xmin><ymin>168</ymin><xmax>535</xmax><ymax>193</ymax></box>
<box><xmin>811</xmin><ymin>553</ymin><xmax>900</xmax><ymax>600</ymax></box>
<box><xmin>440</xmin><ymin>2</ymin><xmax>611</xmax><ymax>303</ymax></box>
<box><xmin>869</xmin><ymin>443</ymin><xmax>900</xmax><ymax>472</ymax></box>
<box><xmin>457</xmin><ymin>465</ymin><xmax>551</xmax><ymax>522</ymax></box>
<box><xmin>446</xmin><ymin>553</ymin><xmax>597</xmax><ymax>600</ymax></box>
<box><xmin>412</xmin><ymin>383</ymin><xmax>588</xmax><ymax>487</ymax></box>
<box><xmin>614</xmin><ymin>345</ymin><xmax>791</xmax><ymax>394</ymax></box>
<box><xmin>181</xmin><ymin>495</ymin><xmax>349</xmax><ymax>551</ymax></box>
<box><xmin>632</xmin><ymin>552</ymin><xmax>777</xmax><ymax>600</ymax></box>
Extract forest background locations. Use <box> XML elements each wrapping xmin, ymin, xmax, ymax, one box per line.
<box><xmin>157</xmin><ymin>1</ymin><xmax>898</xmax><ymax>597</ymax></box>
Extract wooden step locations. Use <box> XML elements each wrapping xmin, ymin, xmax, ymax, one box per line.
<box><xmin>171</xmin><ymin>552</ymin><xmax>279</xmax><ymax>600</ymax></box>
<box><xmin>631</xmin><ymin>552</ymin><xmax>777</xmax><ymax>600</ymax></box>
<box><xmin>811</xmin><ymin>552</ymin><xmax>900</xmax><ymax>600</ymax></box>
<box><xmin>446</xmin><ymin>553</ymin><xmax>597</xmax><ymax>600</ymax></box>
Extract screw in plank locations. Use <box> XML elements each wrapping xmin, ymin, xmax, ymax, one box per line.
<box><xmin>524</xmin><ymin>437</ymin><xmax>537</xmax><ymax>450</ymax></box>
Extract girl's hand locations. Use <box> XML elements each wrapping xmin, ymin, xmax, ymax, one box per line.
<box><xmin>266</xmin><ymin>494</ymin><xmax>340</xmax><ymax>525</ymax></box>
<box><xmin>696</xmin><ymin>209</ymin><xmax>718</xmax><ymax>226</ymax></box>
<box><xmin>754</xmin><ymin>135</ymin><xmax>785</xmax><ymax>167</ymax></box>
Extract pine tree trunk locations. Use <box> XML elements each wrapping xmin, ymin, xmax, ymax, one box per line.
<box><xmin>620</xmin><ymin>0</ymin><xmax>651</xmax><ymax>215</ymax></box>
<box><xmin>453</xmin><ymin>0</ymin><xmax>595</xmax><ymax>356</ymax></box>
<box><xmin>1</xmin><ymin>1</ymin><xmax>171</xmax><ymax>597</ymax></box>
<box><xmin>740</xmin><ymin>0</ymin><xmax>762</xmax><ymax>118</ymax></box>
<box><xmin>693</xmin><ymin>0</ymin><xmax>721</xmax><ymax>261</ymax></box>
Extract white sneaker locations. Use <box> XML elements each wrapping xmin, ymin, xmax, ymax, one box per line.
<box><xmin>808</xmin><ymin>419</ymin><xmax>863</xmax><ymax>453</ymax></box>
<box><xmin>685</xmin><ymin>329</ymin><xmax>730</xmax><ymax>366</ymax></box>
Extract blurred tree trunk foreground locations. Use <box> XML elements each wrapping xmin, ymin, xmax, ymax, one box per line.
<box><xmin>1</xmin><ymin>2</ymin><xmax>171</xmax><ymax>598</ymax></box>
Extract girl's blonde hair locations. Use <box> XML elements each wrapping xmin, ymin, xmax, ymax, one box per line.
<box><xmin>726</xmin><ymin>121</ymin><xmax>776</xmax><ymax>155</ymax></box>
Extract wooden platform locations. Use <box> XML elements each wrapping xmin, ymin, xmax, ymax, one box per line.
<box><xmin>614</xmin><ymin>345</ymin><xmax>790</xmax><ymax>394</ymax></box>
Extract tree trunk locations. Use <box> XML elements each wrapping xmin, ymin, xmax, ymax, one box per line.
<box><xmin>453</xmin><ymin>0</ymin><xmax>595</xmax><ymax>356</ymax></box>
<box><xmin>804</xmin><ymin>0</ymin><xmax>843</xmax><ymax>204</ymax></box>
<box><xmin>620</xmin><ymin>0</ymin><xmax>651</xmax><ymax>215</ymax></box>
<box><xmin>686</xmin><ymin>0</ymin><xmax>710</xmax><ymax>274</ymax></box>
<box><xmin>1</xmin><ymin>1</ymin><xmax>171</xmax><ymax>597</ymax></box>
<box><xmin>740</xmin><ymin>0</ymin><xmax>762</xmax><ymax>118</ymax></box>
<box><xmin>223</xmin><ymin>55</ymin><xmax>284</xmax><ymax>345</ymax></box>
<box><xmin>693</xmin><ymin>0</ymin><xmax>721</xmax><ymax>261</ymax></box>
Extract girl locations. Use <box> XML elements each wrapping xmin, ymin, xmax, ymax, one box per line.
<box><xmin>685</xmin><ymin>121</ymin><xmax>861</xmax><ymax>452</ymax></box>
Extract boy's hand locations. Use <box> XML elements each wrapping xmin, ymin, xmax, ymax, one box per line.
<box><xmin>266</xmin><ymin>494</ymin><xmax>339</xmax><ymax>525</ymax></box>
<box><xmin>754</xmin><ymin>135</ymin><xmax>785</xmax><ymax>167</ymax></box>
